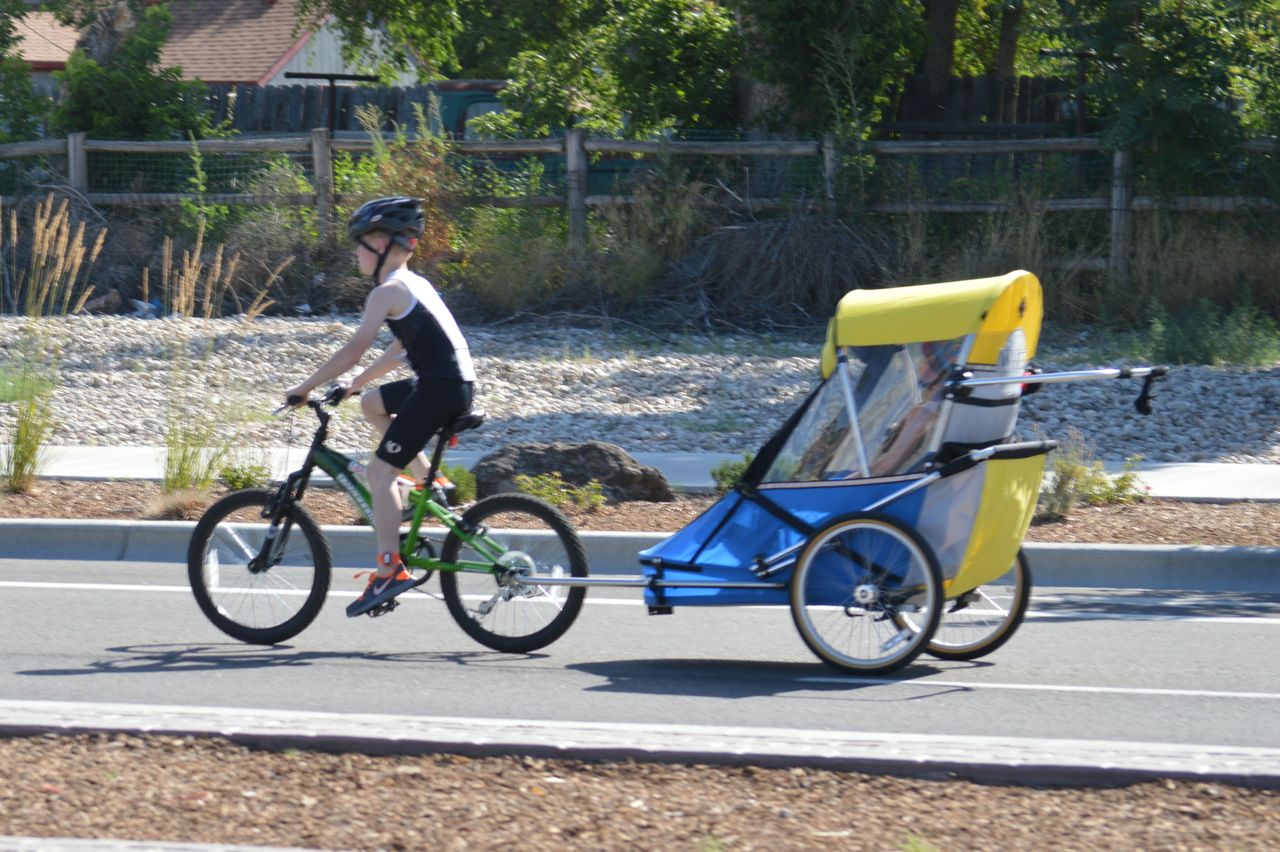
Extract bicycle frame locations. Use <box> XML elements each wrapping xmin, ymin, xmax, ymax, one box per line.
<box><xmin>271</xmin><ymin>398</ymin><xmax>512</xmax><ymax>577</ymax></box>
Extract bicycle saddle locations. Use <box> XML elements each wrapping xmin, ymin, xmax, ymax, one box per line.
<box><xmin>446</xmin><ymin>409</ymin><xmax>487</xmax><ymax>435</ymax></box>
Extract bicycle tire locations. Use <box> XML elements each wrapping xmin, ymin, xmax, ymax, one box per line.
<box><xmin>187</xmin><ymin>488</ymin><xmax>331</xmax><ymax>645</ymax></box>
<box><xmin>924</xmin><ymin>549</ymin><xmax>1032</xmax><ymax>661</ymax></box>
<box><xmin>439</xmin><ymin>493</ymin><xmax>588</xmax><ymax>653</ymax></box>
<box><xmin>790</xmin><ymin>511</ymin><xmax>943</xmax><ymax>675</ymax></box>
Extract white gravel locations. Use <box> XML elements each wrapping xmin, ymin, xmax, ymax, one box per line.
<box><xmin>0</xmin><ymin>315</ymin><xmax>1276</xmax><ymax>463</ymax></box>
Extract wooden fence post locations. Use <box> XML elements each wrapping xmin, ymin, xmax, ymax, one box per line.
<box><xmin>1109</xmin><ymin>149</ymin><xmax>1133</xmax><ymax>280</ymax></box>
<box><xmin>310</xmin><ymin>127</ymin><xmax>334</xmax><ymax>240</ymax></box>
<box><xmin>565</xmin><ymin>128</ymin><xmax>587</xmax><ymax>258</ymax></box>
<box><xmin>821</xmin><ymin>133</ymin><xmax>838</xmax><ymax>201</ymax></box>
<box><xmin>67</xmin><ymin>132</ymin><xmax>87</xmax><ymax>193</ymax></box>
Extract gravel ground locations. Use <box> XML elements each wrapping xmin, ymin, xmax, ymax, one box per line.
<box><xmin>3</xmin><ymin>734</ymin><xmax>1277</xmax><ymax>851</ymax></box>
<box><xmin>1</xmin><ymin>315</ymin><xmax>1276</xmax><ymax>463</ymax></box>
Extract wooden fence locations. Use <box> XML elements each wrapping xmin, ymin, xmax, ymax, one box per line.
<box><xmin>0</xmin><ymin>129</ymin><xmax>1275</xmax><ymax>276</ymax></box>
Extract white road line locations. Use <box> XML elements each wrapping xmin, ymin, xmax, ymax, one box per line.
<box><xmin>797</xmin><ymin>676</ymin><xmax>1280</xmax><ymax>700</ymax></box>
<box><xmin>4</xmin><ymin>581</ymin><xmax>1280</xmax><ymax>621</ymax></box>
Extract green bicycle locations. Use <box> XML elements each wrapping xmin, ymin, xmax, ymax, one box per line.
<box><xmin>186</xmin><ymin>387</ymin><xmax>589</xmax><ymax>650</ymax></box>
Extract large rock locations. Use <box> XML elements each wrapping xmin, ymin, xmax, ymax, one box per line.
<box><xmin>473</xmin><ymin>441</ymin><xmax>676</xmax><ymax>503</ymax></box>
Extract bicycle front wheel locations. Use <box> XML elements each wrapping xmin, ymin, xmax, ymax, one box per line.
<box><xmin>439</xmin><ymin>494</ymin><xmax>588</xmax><ymax>654</ymax></box>
<box><xmin>790</xmin><ymin>512</ymin><xmax>942</xmax><ymax>675</ymax></box>
<box><xmin>922</xmin><ymin>549</ymin><xmax>1032</xmax><ymax>661</ymax></box>
<box><xmin>187</xmin><ymin>488</ymin><xmax>331</xmax><ymax>645</ymax></box>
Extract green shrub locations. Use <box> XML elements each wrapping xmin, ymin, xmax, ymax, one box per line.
<box><xmin>710</xmin><ymin>453</ymin><xmax>754</xmax><ymax>496</ymax></box>
<box><xmin>513</xmin><ymin>471</ymin><xmax>606</xmax><ymax>511</ymax></box>
<box><xmin>1037</xmin><ymin>429</ymin><xmax>1148</xmax><ymax>521</ymax></box>
<box><xmin>439</xmin><ymin>462</ymin><xmax>477</xmax><ymax>503</ymax></box>
<box><xmin>1149</xmin><ymin>298</ymin><xmax>1280</xmax><ymax>366</ymax></box>
<box><xmin>218</xmin><ymin>459</ymin><xmax>272</xmax><ymax>491</ymax></box>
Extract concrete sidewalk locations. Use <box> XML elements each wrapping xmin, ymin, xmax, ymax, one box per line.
<box><xmin>17</xmin><ymin>445</ymin><xmax>1280</xmax><ymax>501</ymax></box>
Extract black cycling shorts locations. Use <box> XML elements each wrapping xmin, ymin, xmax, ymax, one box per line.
<box><xmin>374</xmin><ymin>377</ymin><xmax>474</xmax><ymax>469</ymax></box>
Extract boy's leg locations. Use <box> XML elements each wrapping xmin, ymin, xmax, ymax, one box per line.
<box><xmin>346</xmin><ymin>435</ymin><xmax>420</xmax><ymax>617</ymax></box>
<box><xmin>347</xmin><ymin>379</ymin><xmax>474</xmax><ymax>617</ymax></box>
<box><xmin>367</xmin><ymin>456</ymin><xmax>403</xmax><ymax>560</ymax></box>
<box><xmin>362</xmin><ymin>385</ymin><xmax>432</xmax><ymax>483</ymax></box>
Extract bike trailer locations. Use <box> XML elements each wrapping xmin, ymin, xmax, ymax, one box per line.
<box><xmin>639</xmin><ymin>270</ymin><xmax>1055</xmax><ymax>607</ymax></box>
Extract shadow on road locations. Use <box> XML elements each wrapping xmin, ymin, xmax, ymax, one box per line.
<box><xmin>566</xmin><ymin>657</ymin><xmax>988</xmax><ymax>700</ymax></box>
<box><xmin>16</xmin><ymin>642</ymin><xmax>543</xmax><ymax>677</ymax></box>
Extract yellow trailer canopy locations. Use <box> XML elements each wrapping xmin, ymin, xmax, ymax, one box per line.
<box><xmin>821</xmin><ymin>270</ymin><xmax>1042</xmax><ymax>376</ymax></box>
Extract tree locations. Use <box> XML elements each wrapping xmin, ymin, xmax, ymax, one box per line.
<box><xmin>51</xmin><ymin>3</ymin><xmax>214</xmax><ymax>139</ymax></box>
<box><xmin>1058</xmin><ymin>0</ymin><xmax>1280</xmax><ymax>188</ymax></box>
<box><xmin>295</xmin><ymin>0</ymin><xmax>463</xmax><ymax>77</ymax></box>
<box><xmin>0</xmin><ymin>0</ymin><xmax>50</xmax><ymax>143</ymax></box>
<box><xmin>735</xmin><ymin>0</ymin><xmax>923</xmax><ymax>134</ymax></box>
<box><xmin>460</xmin><ymin>0</ymin><xmax>741</xmax><ymax>137</ymax></box>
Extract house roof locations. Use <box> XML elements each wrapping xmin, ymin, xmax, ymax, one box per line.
<box><xmin>14</xmin><ymin>12</ymin><xmax>79</xmax><ymax>71</ymax></box>
<box><xmin>13</xmin><ymin>1</ymin><xmax>326</xmax><ymax>86</ymax></box>
<box><xmin>161</xmin><ymin>0</ymin><xmax>321</xmax><ymax>86</ymax></box>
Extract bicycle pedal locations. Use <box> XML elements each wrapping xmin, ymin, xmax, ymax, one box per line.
<box><xmin>366</xmin><ymin>599</ymin><xmax>400</xmax><ymax>618</ymax></box>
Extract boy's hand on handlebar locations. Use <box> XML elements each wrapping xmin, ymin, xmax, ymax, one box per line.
<box><xmin>322</xmin><ymin>383</ymin><xmax>356</xmax><ymax>406</ymax></box>
<box><xmin>284</xmin><ymin>383</ymin><xmax>312</xmax><ymax>407</ymax></box>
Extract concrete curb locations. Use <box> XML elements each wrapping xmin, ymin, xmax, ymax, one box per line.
<box><xmin>0</xmin><ymin>699</ymin><xmax>1276</xmax><ymax>787</ymax></box>
<box><xmin>1</xmin><ymin>519</ymin><xmax>1276</xmax><ymax>592</ymax></box>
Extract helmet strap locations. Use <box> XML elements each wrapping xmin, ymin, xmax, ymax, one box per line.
<box><xmin>359</xmin><ymin>236</ymin><xmax>396</xmax><ymax>284</ymax></box>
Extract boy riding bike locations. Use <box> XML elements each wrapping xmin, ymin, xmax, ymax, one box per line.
<box><xmin>285</xmin><ymin>196</ymin><xmax>476</xmax><ymax>617</ymax></box>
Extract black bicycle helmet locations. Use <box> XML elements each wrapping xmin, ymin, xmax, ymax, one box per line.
<box><xmin>347</xmin><ymin>196</ymin><xmax>425</xmax><ymax>249</ymax></box>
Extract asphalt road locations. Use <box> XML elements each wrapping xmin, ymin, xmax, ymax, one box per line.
<box><xmin>2</xmin><ymin>558</ymin><xmax>1279</xmax><ymax>751</ymax></box>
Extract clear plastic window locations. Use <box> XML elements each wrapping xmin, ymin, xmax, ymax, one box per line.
<box><xmin>762</xmin><ymin>340</ymin><xmax>962</xmax><ymax>483</ymax></box>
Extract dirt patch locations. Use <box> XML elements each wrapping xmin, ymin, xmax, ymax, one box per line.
<box><xmin>2</xmin><ymin>479</ymin><xmax>1278</xmax><ymax>547</ymax></box>
<box><xmin>2</xmin><ymin>733</ymin><xmax>1276</xmax><ymax>851</ymax></box>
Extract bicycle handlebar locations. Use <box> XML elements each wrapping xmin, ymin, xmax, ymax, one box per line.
<box><xmin>275</xmin><ymin>385</ymin><xmax>359</xmax><ymax>416</ymax></box>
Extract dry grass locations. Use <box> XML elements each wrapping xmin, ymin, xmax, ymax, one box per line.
<box><xmin>2</xmin><ymin>193</ymin><xmax>105</xmax><ymax>317</ymax></box>
<box><xmin>1127</xmin><ymin>212</ymin><xmax>1280</xmax><ymax>324</ymax></box>
<box><xmin>671</xmin><ymin>212</ymin><xmax>894</xmax><ymax>325</ymax></box>
<box><xmin>144</xmin><ymin>487</ymin><xmax>209</xmax><ymax>520</ymax></box>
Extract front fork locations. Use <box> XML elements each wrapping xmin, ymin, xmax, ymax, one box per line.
<box><xmin>249</xmin><ymin>470</ymin><xmax>310</xmax><ymax>574</ymax></box>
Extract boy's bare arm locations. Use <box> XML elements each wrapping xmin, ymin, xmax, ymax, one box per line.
<box><xmin>348</xmin><ymin>341</ymin><xmax>405</xmax><ymax>396</ymax></box>
<box><xmin>286</xmin><ymin>286</ymin><xmax>402</xmax><ymax>399</ymax></box>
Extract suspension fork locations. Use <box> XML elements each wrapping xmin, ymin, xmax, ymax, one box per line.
<box><xmin>250</xmin><ymin>452</ymin><xmax>316</xmax><ymax>573</ymax></box>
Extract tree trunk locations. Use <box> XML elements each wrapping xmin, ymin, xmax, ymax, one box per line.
<box><xmin>996</xmin><ymin>0</ymin><xmax>1023</xmax><ymax>123</ymax></box>
<box><xmin>919</xmin><ymin>0</ymin><xmax>961</xmax><ymax>83</ymax></box>
<box><xmin>75</xmin><ymin>2</ymin><xmax>138</xmax><ymax>66</ymax></box>
<box><xmin>996</xmin><ymin>0</ymin><xmax>1022</xmax><ymax>80</ymax></box>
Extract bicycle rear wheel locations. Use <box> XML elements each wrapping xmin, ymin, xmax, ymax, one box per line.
<box><xmin>790</xmin><ymin>512</ymin><xmax>943</xmax><ymax>675</ymax></box>
<box><xmin>187</xmin><ymin>488</ymin><xmax>331</xmax><ymax>645</ymax></box>
<box><xmin>923</xmin><ymin>549</ymin><xmax>1031</xmax><ymax>661</ymax></box>
<box><xmin>439</xmin><ymin>494</ymin><xmax>588</xmax><ymax>653</ymax></box>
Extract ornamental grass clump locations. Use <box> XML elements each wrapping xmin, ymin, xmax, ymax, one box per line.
<box><xmin>161</xmin><ymin>337</ymin><xmax>255</xmax><ymax>493</ymax></box>
<box><xmin>0</xmin><ymin>194</ymin><xmax>103</xmax><ymax>491</ymax></box>
<box><xmin>0</xmin><ymin>346</ymin><xmax>57</xmax><ymax>494</ymax></box>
